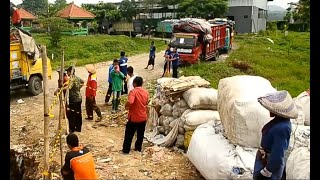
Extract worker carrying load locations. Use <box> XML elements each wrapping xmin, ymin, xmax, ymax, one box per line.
<box><xmin>10</xmin><ymin>2</ymin><xmax>21</xmax><ymax>27</ymax></box>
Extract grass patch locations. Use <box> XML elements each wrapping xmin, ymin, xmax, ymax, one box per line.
<box><xmin>33</xmin><ymin>34</ymin><xmax>167</xmax><ymax>69</ymax></box>
<box><xmin>181</xmin><ymin>31</ymin><xmax>310</xmax><ymax>97</ymax></box>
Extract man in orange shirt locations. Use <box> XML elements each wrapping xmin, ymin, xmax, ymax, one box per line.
<box><xmin>85</xmin><ymin>64</ymin><xmax>102</xmax><ymax>122</ymax></box>
<box><xmin>61</xmin><ymin>133</ymin><xmax>98</xmax><ymax>180</ymax></box>
<box><xmin>10</xmin><ymin>3</ymin><xmax>21</xmax><ymax>27</ymax></box>
<box><xmin>122</xmin><ymin>76</ymin><xmax>149</xmax><ymax>154</ymax></box>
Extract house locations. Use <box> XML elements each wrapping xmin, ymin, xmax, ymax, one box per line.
<box><xmin>18</xmin><ymin>8</ymin><xmax>37</xmax><ymax>32</ymax></box>
<box><xmin>226</xmin><ymin>0</ymin><xmax>274</xmax><ymax>34</ymax></box>
<box><xmin>56</xmin><ymin>2</ymin><xmax>95</xmax><ymax>35</ymax></box>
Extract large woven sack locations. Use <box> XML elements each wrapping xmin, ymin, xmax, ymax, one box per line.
<box><xmin>217</xmin><ymin>75</ymin><xmax>277</xmax><ymax>148</ymax></box>
<box><xmin>294</xmin><ymin>91</ymin><xmax>310</xmax><ymax>126</ymax></box>
<box><xmin>183</xmin><ymin>88</ymin><xmax>218</xmax><ymax>110</ymax></box>
<box><xmin>289</xmin><ymin>124</ymin><xmax>310</xmax><ymax>150</ymax></box>
<box><xmin>180</xmin><ymin>110</ymin><xmax>220</xmax><ymax>131</ymax></box>
<box><xmin>160</xmin><ymin>104</ymin><xmax>173</xmax><ymax>116</ymax></box>
<box><xmin>286</xmin><ymin>147</ymin><xmax>310</xmax><ymax>179</ymax></box>
<box><xmin>187</xmin><ymin>121</ymin><xmax>257</xmax><ymax>179</ymax></box>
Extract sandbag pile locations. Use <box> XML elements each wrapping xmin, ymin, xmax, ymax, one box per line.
<box><xmin>145</xmin><ymin>76</ymin><xmax>219</xmax><ymax>149</ymax></box>
<box><xmin>217</xmin><ymin>75</ymin><xmax>277</xmax><ymax>148</ymax></box>
<box><xmin>187</xmin><ymin>121</ymin><xmax>258</xmax><ymax>179</ymax></box>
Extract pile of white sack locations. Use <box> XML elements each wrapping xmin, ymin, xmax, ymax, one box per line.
<box><xmin>186</xmin><ymin>75</ymin><xmax>310</xmax><ymax>179</ymax></box>
<box><xmin>144</xmin><ymin>76</ymin><xmax>220</xmax><ymax>149</ymax></box>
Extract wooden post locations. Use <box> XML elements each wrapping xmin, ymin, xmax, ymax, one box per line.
<box><xmin>59</xmin><ymin>50</ymin><xmax>65</xmax><ymax>167</ymax></box>
<box><xmin>41</xmin><ymin>45</ymin><xmax>50</xmax><ymax>180</ymax></box>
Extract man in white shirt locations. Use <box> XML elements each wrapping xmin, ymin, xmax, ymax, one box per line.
<box><xmin>127</xmin><ymin>66</ymin><xmax>137</xmax><ymax>94</ymax></box>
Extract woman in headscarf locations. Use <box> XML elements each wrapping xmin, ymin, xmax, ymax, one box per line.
<box><xmin>254</xmin><ymin>90</ymin><xmax>298</xmax><ymax>180</ymax></box>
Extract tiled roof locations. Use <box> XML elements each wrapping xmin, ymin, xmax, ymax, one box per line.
<box><xmin>56</xmin><ymin>2</ymin><xmax>95</xmax><ymax>19</ymax></box>
<box><xmin>18</xmin><ymin>8</ymin><xmax>37</xmax><ymax>20</ymax></box>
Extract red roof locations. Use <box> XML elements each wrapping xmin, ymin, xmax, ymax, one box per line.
<box><xmin>18</xmin><ymin>8</ymin><xmax>37</xmax><ymax>20</ymax></box>
<box><xmin>56</xmin><ymin>3</ymin><xmax>95</xmax><ymax>19</ymax></box>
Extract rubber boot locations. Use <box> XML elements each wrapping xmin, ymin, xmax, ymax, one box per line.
<box><xmin>115</xmin><ymin>99</ymin><xmax>121</xmax><ymax>112</ymax></box>
<box><xmin>111</xmin><ymin>100</ymin><xmax>116</xmax><ymax>114</ymax></box>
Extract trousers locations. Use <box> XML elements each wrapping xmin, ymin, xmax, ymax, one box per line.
<box><xmin>105</xmin><ymin>83</ymin><xmax>113</xmax><ymax>103</ymax></box>
<box><xmin>122</xmin><ymin>120</ymin><xmax>146</xmax><ymax>153</ymax></box>
<box><xmin>85</xmin><ymin>96</ymin><xmax>102</xmax><ymax>119</ymax></box>
<box><xmin>172</xmin><ymin>65</ymin><xmax>178</xmax><ymax>78</ymax></box>
<box><xmin>66</xmin><ymin>101</ymin><xmax>82</xmax><ymax>133</ymax></box>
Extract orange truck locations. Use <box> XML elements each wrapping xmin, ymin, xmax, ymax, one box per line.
<box><xmin>169</xmin><ymin>19</ymin><xmax>227</xmax><ymax>64</ymax></box>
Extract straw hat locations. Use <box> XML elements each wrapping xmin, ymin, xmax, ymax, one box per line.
<box><xmin>85</xmin><ymin>64</ymin><xmax>96</xmax><ymax>74</ymax></box>
<box><xmin>258</xmin><ymin>90</ymin><xmax>299</xmax><ymax>119</ymax></box>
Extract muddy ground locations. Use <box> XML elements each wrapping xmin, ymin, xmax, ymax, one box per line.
<box><xmin>10</xmin><ymin>50</ymin><xmax>214</xmax><ymax>179</ymax></box>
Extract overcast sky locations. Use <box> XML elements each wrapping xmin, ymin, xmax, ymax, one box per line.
<box><xmin>11</xmin><ymin>0</ymin><xmax>299</xmax><ymax>9</ymax></box>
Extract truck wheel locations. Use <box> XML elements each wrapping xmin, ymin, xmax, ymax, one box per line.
<box><xmin>28</xmin><ymin>76</ymin><xmax>43</xmax><ymax>96</ymax></box>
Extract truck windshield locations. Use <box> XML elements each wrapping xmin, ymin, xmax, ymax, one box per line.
<box><xmin>170</xmin><ymin>35</ymin><xmax>195</xmax><ymax>47</ymax></box>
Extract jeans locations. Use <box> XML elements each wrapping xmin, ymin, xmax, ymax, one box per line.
<box><xmin>172</xmin><ymin>65</ymin><xmax>178</xmax><ymax>78</ymax></box>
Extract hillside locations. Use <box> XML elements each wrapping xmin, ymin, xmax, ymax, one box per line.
<box><xmin>267</xmin><ymin>5</ymin><xmax>287</xmax><ymax>21</ymax></box>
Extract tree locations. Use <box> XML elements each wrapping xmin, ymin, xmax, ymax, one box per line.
<box><xmin>20</xmin><ymin>0</ymin><xmax>48</xmax><ymax>17</ymax></box>
<box><xmin>283</xmin><ymin>0</ymin><xmax>309</xmax><ymax>30</ymax></box>
<box><xmin>40</xmin><ymin>17</ymin><xmax>73</xmax><ymax>47</ymax></box>
<box><xmin>48</xmin><ymin>0</ymin><xmax>68</xmax><ymax>17</ymax></box>
<box><xmin>119</xmin><ymin>0</ymin><xmax>138</xmax><ymax>22</ymax></box>
<box><xmin>82</xmin><ymin>2</ymin><xmax>122</xmax><ymax>24</ymax></box>
<box><xmin>177</xmin><ymin>0</ymin><xmax>228</xmax><ymax>19</ymax></box>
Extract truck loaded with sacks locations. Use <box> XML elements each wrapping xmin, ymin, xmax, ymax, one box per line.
<box><xmin>169</xmin><ymin>18</ymin><xmax>231</xmax><ymax>64</ymax></box>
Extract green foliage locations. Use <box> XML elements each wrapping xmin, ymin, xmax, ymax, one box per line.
<box><xmin>33</xmin><ymin>34</ymin><xmax>167</xmax><ymax>68</ymax></box>
<box><xmin>177</xmin><ymin>0</ymin><xmax>228</xmax><ymax>18</ymax></box>
<box><xmin>181</xmin><ymin>31</ymin><xmax>310</xmax><ymax>97</ymax></box>
<box><xmin>40</xmin><ymin>17</ymin><xmax>73</xmax><ymax>47</ymax></box>
<box><xmin>283</xmin><ymin>0</ymin><xmax>309</xmax><ymax>31</ymax></box>
<box><xmin>48</xmin><ymin>0</ymin><xmax>68</xmax><ymax>17</ymax></box>
<box><xmin>82</xmin><ymin>2</ymin><xmax>122</xmax><ymax>24</ymax></box>
<box><xmin>20</xmin><ymin>0</ymin><xmax>48</xmax><ymax>17</ymax></box>
<box><xmin>119</xmin><ymin>0</ymin><xmax>138</xmax><ymax>22</ymax></box>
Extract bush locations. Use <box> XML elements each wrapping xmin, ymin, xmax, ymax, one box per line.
<box><xmin>30</xmin><ymin>27</ymin><xmax>47</xmax><ymax>34</ymax></box>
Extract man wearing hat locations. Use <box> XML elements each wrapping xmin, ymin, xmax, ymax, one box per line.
<box><xmin>85</xmin><ymin>64</ymin><xmax>102</xmax><ymax>122</ymax></box>
<box><xmin>254</xmin><ymin>90</ymin><xmax>298</xmax><ymax>180</ymax></box>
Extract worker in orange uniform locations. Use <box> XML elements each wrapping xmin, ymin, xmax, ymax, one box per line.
<box><xmin>122</xmin><ymin>76</ymin><xmax>149</xmax><ymax>154</ymax></box>
<box><xmin>85</xmin><ymin>64</ymin><xmax>102</xmax><ymax>122</ymax></box>
<box><xmin>61</xmin><ymin>133</ymin><xmax>98</xmax><ymax>180</ymax></box>
<box><xmin>10</xmin><ymin>3</ymin><xmax>21</xmax><ymax>27</ymax></box>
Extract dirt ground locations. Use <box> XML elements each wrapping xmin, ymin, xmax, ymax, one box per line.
<box><xmin>10</xmin><ymin>50</ymin><xmax>206</xmax><ymax>179</ymax></box>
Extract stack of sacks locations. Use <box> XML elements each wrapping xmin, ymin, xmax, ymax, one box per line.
<box><xmin>292</xmin><ymin>90</ymin><xmax>310</xmax><ymax>126</ymax></box>
<box><xmin>217</xmin><ymin>75</ymin><xmax>277</xmax><ymax>148</ymax></box>
<box><xmin>187</xmin><ymin>120</ymin><xmax>258</xmax><ymax>179</ymax></box>
<box><xmin>146</xmin><ymin>76</ymin><xmax>221</xmax><ymax>149</ymax></box>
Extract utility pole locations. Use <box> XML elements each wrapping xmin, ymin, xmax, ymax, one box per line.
<box><xmin>41</xmin><ymin>45</ymin><xmax>50</xmax><ymax>180</ymax></box>
<box><xmin>58</xmin><ymin>50</ymin><xmax>65</xmax><ymax>167</ymax></box>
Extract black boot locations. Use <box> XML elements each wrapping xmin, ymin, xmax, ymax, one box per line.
<box><xmin>112</xmin><ymin>100</ymin><xmax>116</xmax><ymax>113</ymax></box>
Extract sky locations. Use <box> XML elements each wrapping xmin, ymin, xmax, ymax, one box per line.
<box><xmin>11</xmin><ymin>0</ymin><xmax>299</xmax><ymax>9</ymax></box>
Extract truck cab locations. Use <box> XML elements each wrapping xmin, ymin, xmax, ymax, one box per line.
<box><xmin>169</xmin><ymin>33</ymin><xmax>203</xmax><ymax>64</ymax></box>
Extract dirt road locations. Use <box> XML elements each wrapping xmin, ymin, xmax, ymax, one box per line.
<box><xmin>10</xmin><ymin>51</ymin><xmax>204</xmax><ymax>179</ymax></box>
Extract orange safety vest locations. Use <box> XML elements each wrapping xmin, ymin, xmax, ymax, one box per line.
<box><xmin>70</xmin><ymin>146</ymin><xmax>98</xmax><ymax>180</ymax></box>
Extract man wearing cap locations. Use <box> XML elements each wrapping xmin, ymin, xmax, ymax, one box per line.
<box><xmin>61</xmin><ymin>133</ymin><xmax>98</xmax><ymax>180</ymax></box>
<box><xmin>85</xmin><ymin>64</ymin><xmax>102</xmax><ymax>122</ymax></box>
<box><xmin>65</xmin><ymin>66</ymin><xmax>84</xmax><ymax>133</ymax></box>
<box><xmin>119</xmin><ymin>51</ymin><xmax>128</xmax><ymax>94</ymax></box>
<box><xmin>254</xmin><ymin>90</ymin><xmax>298</xmax><ymax>180</ymax></box>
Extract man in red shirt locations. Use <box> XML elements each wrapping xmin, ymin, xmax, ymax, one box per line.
<box><xmin>10</xmin><ymin>3</ymin><xmax>21</xmax><ymax>27</ymax></box>
<box><xmin>122</xmin><ymin>76</ymin><xmax>149</xmax><ymax>154</ymax></box>
<box><xmin>85</xmin><ymin>64</ymin><xmax>102</xmax><ymax>122</ymax></box>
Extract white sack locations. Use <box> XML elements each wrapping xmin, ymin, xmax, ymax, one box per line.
<box><xmin>289</xmin><ymin>124</ymin><xmax>310</xmax><ymax>150</ymax></box>
<box><xmin>286</xmin><ymin>147</ymin><xmax>310</xmax><ymax>180</ymax></box>
<box><xmin>160</xmin><ymin>104</ymin><xmax>173</xmax><ymax>116</ymax></box>
<box><xmin>180</xmin><ymin>110</ymin><xmax>220</xmax><ymax>128</ymax></box>
<box><xmin>187</xmin><ymin>121</ymin><xmax>257</xmax><ymax>179</ymax></box>
<box><xmin>294</xmin><ymin>91</ymin><xmax>310</xmax><ymax>126</ymax></box>
<box><xmin>183</xmin><ymin>88</ymin><xmax>218</xmax><ymax>110</ymax></box>
<box><xmin>217</xmin><ymin>75</ymin><xmax>277</xmax><ymax>148</ymax></box>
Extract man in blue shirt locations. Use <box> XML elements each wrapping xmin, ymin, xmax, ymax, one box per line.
<box><xmin>145</xmin><ymin>41</ymin><xmax>156</xmax><ymax>70</ymax></box>
<box><xmin>105</xmin><ymin>59</ymin><xmax>118</xmax><ymax>105</ymax></box>
<box><xmin>119</xmin><ymin>51</ymin><xmax>128</xmax><ymax>94</ymax></box>
<box><xmin>169</xmin><ymin>47</ymin><xmax>179</xmax><ymax>78</ymax></box>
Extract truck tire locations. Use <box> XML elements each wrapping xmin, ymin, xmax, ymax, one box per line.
<box><xmin>28</xmin><ymin>76</ymin><xmax>43</xmax><ymax>96</ymax></box>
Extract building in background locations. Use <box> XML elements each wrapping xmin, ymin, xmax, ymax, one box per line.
<box><xmin>226</xmin><ymin>0</ymin><xmax>273</xmax><ymax>34</ymax></box>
